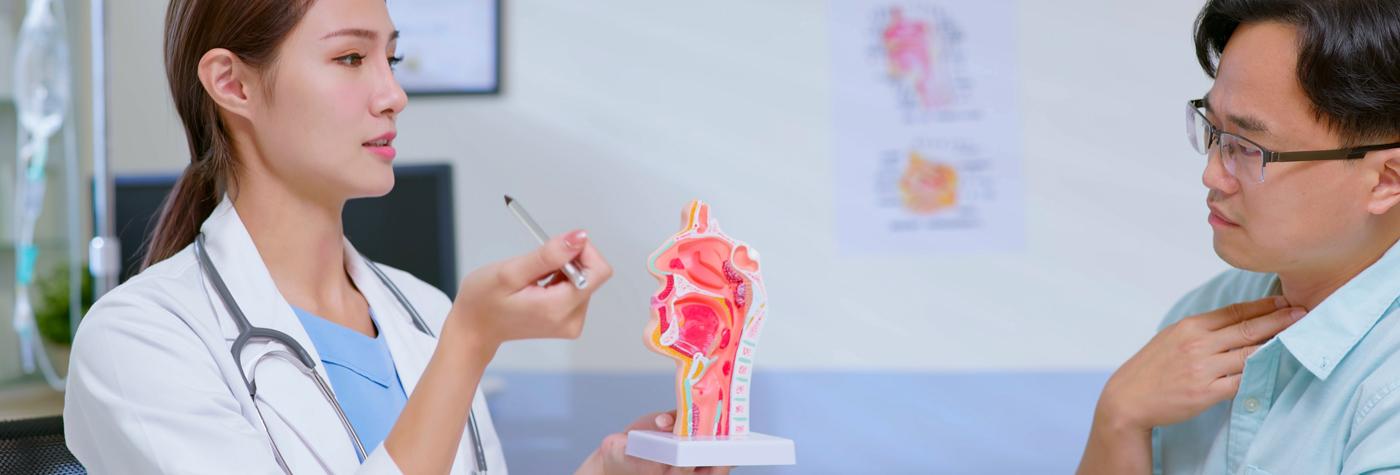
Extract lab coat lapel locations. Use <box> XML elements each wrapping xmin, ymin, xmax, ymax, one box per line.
<box><xmin>342</xmin><ymin>243</ymin><xmax>435</xmax><ymax>403</ymax></box>
<box><xmin>200</xmin><ymin>197</ymin><xmax>317</xmax><ymax>348</ymax></box>
<box><xmin>198</xmin><ymin>196</ymin><xmax>362</xmax><ymax>472</ymax></box>
<box><xmin>345</xmin><ymin>244</ymin><xmax>481</xmax><ymax>474</ymax></box>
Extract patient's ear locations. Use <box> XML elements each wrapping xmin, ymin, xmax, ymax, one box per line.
<box><xmin>1368</xmin><ymin>149</ymin><xmax>1400</xmax><ymax>215</ymax></box>
<box><xmin>197</xmin><ymin>47</ymin><xmax>256</xmax><ymax>121</ymax></box>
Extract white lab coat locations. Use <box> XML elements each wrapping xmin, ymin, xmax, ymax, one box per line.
<box><xmin>63</xmin><ymin>197</ymin><xmax>508</xmax><ymax>474</ymax></box>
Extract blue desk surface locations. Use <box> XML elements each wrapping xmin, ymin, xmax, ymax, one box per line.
<box><xmin>484</xmin><ymin>370</ymin><xmax>1109</xmax><ymax>474</ymax></box>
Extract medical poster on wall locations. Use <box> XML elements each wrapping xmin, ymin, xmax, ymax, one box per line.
<box><xmin>831</xmin><ymin>0</ymin><xmax>1024</xmax><ymax>254</ymax></box>
<box><xmin>387</xmin><ymin>0</ymin><xmax>500</xmax><ymax>95</ymax></box>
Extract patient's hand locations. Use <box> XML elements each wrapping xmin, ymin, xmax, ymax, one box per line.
<box><xmin>1097</xmin><ymin>296</ymin><xmax>1305</xmax><ymax>432</ymax></box>
<box><xmin>1076</xmin><ymin>296</ymin><xmax>1306</xmax><ymax>475</ymax></box>
<box><xmin>575</xmin><ymin>411</ymin><xmax>732</xmax><ymax>475</ymax></box>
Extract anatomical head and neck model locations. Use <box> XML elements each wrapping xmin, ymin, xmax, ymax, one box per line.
<box><xmin>645</xmin><ymin>200</ymin><xmax>767</xmax><ymax>438</ymax></box>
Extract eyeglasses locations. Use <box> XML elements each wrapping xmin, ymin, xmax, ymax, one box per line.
<box><xmin>1186</xmin><ymin>98</ymin><xmax>1400</xmax><ymax>183</ymax></box>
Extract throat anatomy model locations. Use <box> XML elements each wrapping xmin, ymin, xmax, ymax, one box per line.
<box><xmin>645</xmin><ymin>200</ymin><xmax>767</xmax><ymax>438</ymax></box>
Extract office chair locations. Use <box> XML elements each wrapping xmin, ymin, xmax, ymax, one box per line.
<box><xmin>0</xmin><ymin>416</ymin><xmax>84</xmax><ymax>474</ymax></box>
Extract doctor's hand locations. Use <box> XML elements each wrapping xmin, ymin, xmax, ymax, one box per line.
<box><xmin>575</xmin><ymin>411</ymin><xmax>732</xmax><ymax>475</ymax></box>
<box><xmin>389</xmin><ymin>231</ymin><xmax>610</xmax><ymax>475</ymax></box>
<box><xmin>448</xmin><ymin>229</ymin><xmax>614</xmax><ymax>353</ymax></box>
<box><xmin>1094</xmin><ymin>296</ymin><xmax>1305</xmax><ymax>432</ymax></box>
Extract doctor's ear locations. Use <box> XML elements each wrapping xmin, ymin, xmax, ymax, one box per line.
<box><xmin>197</xmin><ymin>48</ymin><xmax>258</xmax><ymax>121</ymax></box>
<box><xmin>1367</xmin><ymin>148</ymin><xmax>1400</xmax><ymax>215</ymax></box>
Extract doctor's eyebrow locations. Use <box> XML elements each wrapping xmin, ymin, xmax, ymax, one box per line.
<box><xmin>320</xmin><ymin>28</ymin><xmax>400</xmax><ymax>42</ymax></box>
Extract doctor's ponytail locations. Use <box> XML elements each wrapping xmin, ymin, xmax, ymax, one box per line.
<box><xmin>142</xmin><ymin>0</ymin><xmax>313</xmax><ymax>269</ymax></box>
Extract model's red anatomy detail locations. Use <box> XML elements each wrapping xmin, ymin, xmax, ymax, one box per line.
<box><xmin>645</xmin><ymin>200</ymin><xmax>767</xmax><ymax>437</ymax></box>
<box><xmin>672</xmin><ymin>303</ymin><xmax>720</xmax><ymax>357</ymax></box>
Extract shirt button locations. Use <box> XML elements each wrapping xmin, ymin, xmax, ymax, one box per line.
<box><xmin>1243</xmin><ymin>397</ymin><xmax>1261</xmax><ymax>413</ymax></box>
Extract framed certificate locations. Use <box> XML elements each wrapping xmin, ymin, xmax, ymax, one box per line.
<box><xmin>388</xmin><ymin>0</ymin><xmax>501</xmax><ymax>95</ymax></box>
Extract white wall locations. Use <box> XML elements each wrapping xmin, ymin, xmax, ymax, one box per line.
<box><xmin>105</xmin><ymin>0</ymin><xmax>1224</xmax><ymax>373</ymax></box>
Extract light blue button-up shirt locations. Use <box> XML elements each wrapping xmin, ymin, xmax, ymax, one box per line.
<box><xmin>293</xmin><ymin>307</ymin><xmax>409</xmax><ymax>462</ymax></box>
<box><xmin>1152</xmin><ymin>242</ymin><xmax>1400</xmax><ymax>474</ymax></box>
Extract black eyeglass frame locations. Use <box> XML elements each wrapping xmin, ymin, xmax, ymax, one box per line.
<box><xmin>1188</xmin><ymin>98</ymin><xmax>1400</xmax><ymax>164</ymax></box>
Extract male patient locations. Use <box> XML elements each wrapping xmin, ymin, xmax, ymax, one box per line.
<box><xmin>1078</xmin><ymin>0</ymin><xmax>1400</xmax><ymax>473</ymax></box>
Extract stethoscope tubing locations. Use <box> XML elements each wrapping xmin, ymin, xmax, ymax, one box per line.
<box><xmin>194</xmin><ymin>234</ymin><xmax>489</xmax><ymax>473</ymax></box>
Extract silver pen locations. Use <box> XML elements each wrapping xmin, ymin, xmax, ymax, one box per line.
<box><xmin>503</xmin><ymin>195</ymin><xmax>589</xmax><ymax>289</ymax></box>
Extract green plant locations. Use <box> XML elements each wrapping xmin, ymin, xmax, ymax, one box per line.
<box><xmin>32</xmin><ymin>264</ymin><xmax>93</xmax><ymax>345</ymax></box>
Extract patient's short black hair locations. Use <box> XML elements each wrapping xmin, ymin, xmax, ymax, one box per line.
<box><xmin>1195</xmin><ymin>0</ymin><xmax>1400</xmax><ymax>145</ymax></box>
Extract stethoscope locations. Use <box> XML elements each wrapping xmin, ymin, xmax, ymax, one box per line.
<box><xmin>194</xmin><ymin>234</ymin><xmax>489</xmax><ymax>474</ymax></box>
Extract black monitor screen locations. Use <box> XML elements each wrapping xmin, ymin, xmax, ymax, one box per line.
<box><xmin>113</xmin><ymin>163</ymin><xmax>458</xmax><ymax>297</ymax></box>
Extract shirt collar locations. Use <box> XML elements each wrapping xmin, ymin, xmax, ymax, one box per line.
<box><xmin>1278</xmin><ymin>241</ymin><xmax>1400</xmax><ymax>381</ymax></box>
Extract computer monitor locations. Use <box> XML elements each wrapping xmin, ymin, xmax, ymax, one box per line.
<box><xmin>112</xmin><ymin>163</ymin><xmax>458</xmax><ymax>297</ymax></box>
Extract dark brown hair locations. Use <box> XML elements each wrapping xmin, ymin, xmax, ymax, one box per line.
<box><xmin>144</xmin><ymin>0</ymin><xmax>314</xmax><ymax>268</ymax></box>
<box><xmin>1194</xmin><ymin>0</ymin><xmax>1400</xmax><ymax>146</ymax></box>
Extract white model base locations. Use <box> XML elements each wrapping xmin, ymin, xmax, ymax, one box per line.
<box><xmin>624</xmin><ymin>430</ymin><xmax>796</xmax><ymax>467</ymax></box>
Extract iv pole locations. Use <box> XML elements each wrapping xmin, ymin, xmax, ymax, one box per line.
<box><xmin>88</xmin><ymin>0</ymin><xmax>115</xmax><ymax>301</ymax></box>
<box><xmin>12</xmin><ymin>0</ymin><xmax>75</xmax><ymax>390</ymax></box>
<box><xmin>4</xmin><ymin>0</ymin><xmax>109</xmax><ymax>392</ymax></box>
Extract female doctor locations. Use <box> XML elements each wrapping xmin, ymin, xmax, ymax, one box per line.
<box><xmin>62</xmin><ymin>0</ymin><xmax>723</xmax><ymax>474</ymax></box>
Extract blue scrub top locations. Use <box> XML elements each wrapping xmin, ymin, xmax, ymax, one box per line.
<box><xmin>292</xmin><ymin>306</ymin><xmax>408</xmax><ymax>462</ymax></box>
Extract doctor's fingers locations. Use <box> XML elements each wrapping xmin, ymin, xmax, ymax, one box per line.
<box><xmin>623</xmin><ymin>411</ymin><xmax>677</xmax><ymax>433</ymax></box>
<box><xmin>555</xmin><ymin>299</ymin><xmax>590</xmax><ymax>339</ymax></box>
<box><xmin>498</xmin><ymin>230</ymin><xmax>589</xmax><ymax>290</ymax></box>
<box><xmin>598</xmin><ymin>432</ymin><xmax>692</xmax><ymax>475</ymax></box>
<box><xmin>521</xmin><ymin>243</ymin><xmax>611</xmax><ymax>303</ymax></box>
<box><xmin>506</xmin><ymin>287</ymin><xmax>590</xmax><ymax>334</ymax></box>
<box><xmin>575</xmin><ymin>241</ymin><xmax>615</xmax><ymax>287</ymax></box>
